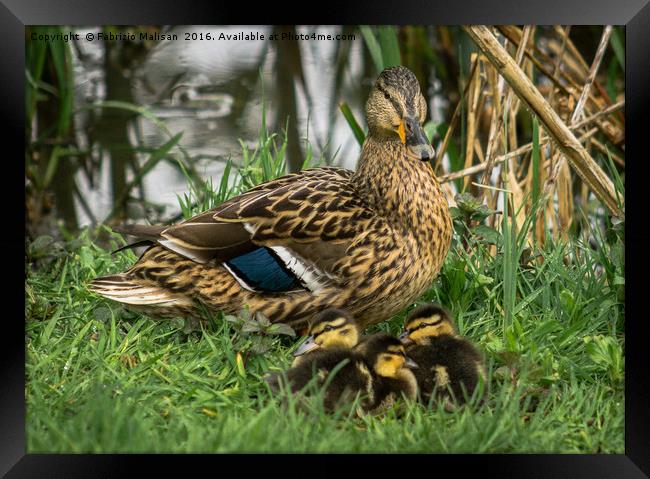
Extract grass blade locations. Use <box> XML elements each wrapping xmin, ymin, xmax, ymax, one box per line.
<box><xmin>360</xmin><ymin>26</ymin><xmax>384</xmax><ymax>72</ymax></box>
<box><xmin>377</xmin><ymin>26</ymin><xmax>401</xmax><ymax>68</ymax></box>
<box><xmin>339</xmin><ymin>102</ymin><xmax>366</xmax><ymax>145</ymax></box>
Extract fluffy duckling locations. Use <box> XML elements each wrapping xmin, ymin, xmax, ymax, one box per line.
<box><xmin>290</xmin><ymin>308</ymin><xmax>360</xmax><ymax>367</ymax></box>
<box><xmin>266</xmin><ymin>309</ymin><xmax>372</xmax><ymax>411</ymax></box>
<box><xmin>356</xmin><ymin>333</ymin><xmax>419</xmax><ymax>412</ymax></box>
<box><xmin>400</xmin><ymin>304</ymin><xmax>486</xmax><ymax>408</ymax></box>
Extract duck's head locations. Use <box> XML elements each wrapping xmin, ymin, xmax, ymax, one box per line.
<box><xmin>358</xmin><ymin>334</ymin><xmax>419</xmax><ymax>378</ymax></box>
<box><xmin>365</xmin><ymin>66</ymin><xmax>434</xmax><ymax>162</ymax></box>
<box><xmin>400</xmin><ymin>303</ymin><xmax>456</xmax><ymax>346</ymax></box>
<box><xmin>293</xmin><ymin>308</ymin><xmax>359</xmax><ymax>357</ymax></box>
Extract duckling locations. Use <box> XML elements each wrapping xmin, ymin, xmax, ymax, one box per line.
<box><xmin>400</xmin><ymin>304</ymin><xmax>486</xmax><ymax>408</ymax></box>
<box><xmin>356</xmin><ymin>333</ymin><xmax>419</xmax><ymax>412</ymax></box>
<box><xmin>290</xmin><ymin>308</ymin><xmax>360</xmax><ymax>366</ymax></box>
<box><xmin>266</xmin><ymin>309</ymin><xmax>372</xmax><ymax>412</ymax></box>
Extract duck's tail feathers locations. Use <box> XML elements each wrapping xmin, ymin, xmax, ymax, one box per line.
<box><xmin>88</xmin><ymin>274</ymin><xmax>183</xmax><ymax>306</ymax></box>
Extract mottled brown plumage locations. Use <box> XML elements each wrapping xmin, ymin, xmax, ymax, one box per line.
<box><xmin>90</xmin><ymin>66</ymin><xmax>452</xmax><ymax>331</ymax></box>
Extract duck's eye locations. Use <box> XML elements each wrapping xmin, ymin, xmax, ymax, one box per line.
<box><xmin>384</xmin><ymin>92</ymin><xmax>391</xmax><ymax>100</ymax></box>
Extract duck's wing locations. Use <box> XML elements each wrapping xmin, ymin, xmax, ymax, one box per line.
<box><xmin>115</xmin><ymin>167</ymin><xmax>372</xmax><ymax>293</ymax></box>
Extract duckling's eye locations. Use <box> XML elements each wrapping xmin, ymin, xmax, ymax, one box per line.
<box><xmin>323</xmin><ymin>325</ymin><xmax>333</xmax><ymax>332</ymax></box>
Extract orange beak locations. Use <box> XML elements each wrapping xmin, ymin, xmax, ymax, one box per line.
<box><xmin>397</xmin><ymin>121</ymin><xmax>406</xmax><ymax>144</ymax></box>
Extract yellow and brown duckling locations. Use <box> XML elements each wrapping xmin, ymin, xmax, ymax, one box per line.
<box><xmin>266</xmin><ymin>309</ymin><xmax>372</xmax><ymax>411</ymax></box>
<box><xmin>89</xmin><ymin>66</ymin><xmax>452</xmax><ymax>331</ymax></box>
<box><xmin>356</xmin><ymin>333</ymin><xmax>419</xmax><ymax>412</ymax></box>
<box><xmin>290</xmin><ymin>308</ymin><xmax>360</xmax><ymax>366</ymax></box>
<box><xmin>400</xmin><ymin>304</ymin><xmax>486</xmax><ymax>408</ymax></box>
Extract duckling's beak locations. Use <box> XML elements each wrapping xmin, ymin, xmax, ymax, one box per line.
<box><xmin>399</xmin><ymin>331</ymin><xmax>414</xmax><ymax>346</ymax></box>
<box><xmin>293</xmin><ymin>335</ymin><xmax>319</xmax><ymax>357</ymax></box>
<box><xmin>405</xmin><ymin>357</ymin><xmax>419</xmax><ymax>369</ymax></box>
<box><xmin>401</xmin><ymin>117</ymin><xmax>434</xmax><ymax>162</ymax></box>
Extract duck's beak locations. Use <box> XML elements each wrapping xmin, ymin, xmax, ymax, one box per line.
<box><xmin>400</xmin><ymin>117</ymin><xmax>434</xmax><ymax>162</ymax></box>
<box><xmin>293</xmin><ymin>335</ymin><xmax>319</xmax><ymax>356</ymax></box>
<box><xmin>405</xmin><ymin>357</ymin><xmax>419</xmax><ymax>369</ymax></box>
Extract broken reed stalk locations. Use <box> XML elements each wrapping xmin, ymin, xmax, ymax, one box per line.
<box><xmin>463</xmin><ymin>25</ymin><xmax>623</xmax><ymax>219</ymax></box>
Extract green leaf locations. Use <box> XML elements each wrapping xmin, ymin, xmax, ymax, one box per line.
<box><xmin>268</xmin><ymin>323</ymin><xmax>296</xmax><ymax>337</ymax></box>
<box><xmin>455</xmin><ymin>193</ymin><xmax>483</xmax><ymax>212</ymax></box>
<box><xmin>512</xmin><ymin>287</ymin><xmax>546</xmax><ymax>317</ymax></box>
<box><xmin>472</xmin><ymin>205</ymin><xmax>500</xmax><ymax>223</ymax></box>
<box><xmin>250</xmin><ymin>336</ymin><xmax>272</xmax><ymax>355</ymax></box>
<box><xmin>472</xmin><ymin>225</ymin><xmax>500</xmax><ymax>245</ymax></box>
<box><xmin>241</xmin><ymin>322</ymin><xmax>261</xmax><ymax>334</ymax></box>
<box><xmin>423</xmin><ymin>121</ymin><xmax>440</xmax><ymax>143</ymax></box>
<box><xmin>609</xmin><ymin>27</ymin><xmax>625</xmax><ymax>72</ymax></box>
<box><xmin>223</xmin><ymin>314</ymin><xmax>242</xmax><ymax>325</ymax></box>
<box><xmin>29</xmin><ymin>235</ymin><xmax>55</xmax><ymax>256</ymax></box>
<box><xmin>377</xmin><ymin>26</ymin><xmax>401</xmax><ymax>68</ymax></box>
<box><xmin>531</xmin><ymin>116</ymin><xmax>540</xmax><ymax>207</ymax></box>
<box><xmin>475</xmin><ymin>273</ymin><xmax>494</xmax><ymax>286</ymax></box>
<box><xmin>339</xmin><ymin>102</ymin><xmax>366</xmax><ymax>145</ymax></box>
<box><xmin>254</xmin><ymin>312</ymin><xmax>272</xmax><ymax>329</ymax></box>
<box><xmin>360</xmin><ymin>26</ymin><xmax>384</xmax><ymax>72</ymax></box>
<box><xmin>40</xmin><ymin>309</ymin><xmax>62</xmax><ymax>347</ymax></box>
<box><xmin>559</xmin><ymin>289</ymin><xmax>575</xmax><ymax>314</ymax></box>
<box><xmin>78</xmin><ymin>246</ymin><xmax>94</xmax><ymax>270</ymax></box>
<box><xmin>455</xmin><ymin>193</ymin><xmax>499</xmax><ymax>222</ymax></box>
<box><xmin>448</xmin><ymin>207</ymin><xmax>463</xmax><ymax>220</ymax></box>
<box><xmin>93</xmin><ymin>306</ymin><xmax>112</xmax><ymax>322</ymax></box>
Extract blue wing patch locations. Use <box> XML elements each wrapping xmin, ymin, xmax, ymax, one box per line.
<box><xmin>225</xmin><ymin>247</ymin><xmax>304</xmax><ymax>293</ymax></box>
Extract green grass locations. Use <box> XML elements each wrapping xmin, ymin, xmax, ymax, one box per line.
<box><xmin>25</xmin><ymin>122</ymin><xmax>624</xmax><ymax>453</ymax></box>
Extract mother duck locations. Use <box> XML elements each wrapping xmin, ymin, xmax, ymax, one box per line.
<box><xmin>90</xmin><ymin>66</ymin><xmax>453</xmax><ymax>330</ymax></box>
